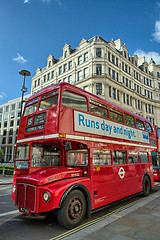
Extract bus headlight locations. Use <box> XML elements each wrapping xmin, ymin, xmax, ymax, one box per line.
<box><xmin>43</xmin><ymin>192</ymin><xmax>50</xmax><ymax>202</ymax></box>
<box><xmin>12</xmin><ymin>185</ymin><xmax>16</xmax><ymax>194</ymax></box>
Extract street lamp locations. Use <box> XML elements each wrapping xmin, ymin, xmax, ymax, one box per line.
<box><xmin>19</xmin><ymin>70</ymin><xmax>31</xmax><ymax>117</ymax></box>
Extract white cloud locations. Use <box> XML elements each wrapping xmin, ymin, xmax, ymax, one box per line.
<box><xmin>24</xmin><ymin>0</ymin><xmax>30</xmax><ymax>3</ymax></box>
<box><xmin>12</xmin><ymin>53</ymin><xmax>28</xmax><ymax>64</ymax></box>
<box><xmin>135</xmin><ymin>49</ymin><xmax>160</xmax><ymax>65</ymax></box>
<box><xmin>42</xmin><ymin>0</ymin><xmax>61</xmax><ymax>5</ymax></box>
<box><xmin>152</xmin><ymin>20</ymin><xmax>160</xmax><ymax>43</ymax></box>
<box><xmin>0</xmin><ymin>92</ymin><xmax>7</xmax><ymax>100</ymax></box>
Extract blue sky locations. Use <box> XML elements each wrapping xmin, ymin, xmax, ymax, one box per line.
<box><xmin>0</xmin><ymin>0</ymin><xmax>160</xmax><ymax>105</ymax></box>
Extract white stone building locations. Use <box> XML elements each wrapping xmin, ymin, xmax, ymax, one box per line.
<box><xmin>31</xmin><ymin>36</ymin><xmax>160</xmax><ymax>127</ymax></box>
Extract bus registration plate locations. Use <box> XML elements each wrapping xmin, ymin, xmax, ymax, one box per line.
<box><xmin>20</xmin><ymin>207</ymin><xmax>30</xmax><ymax>215</ymax></box>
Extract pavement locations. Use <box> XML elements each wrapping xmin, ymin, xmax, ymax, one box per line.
<box><xmin>0</xmin><ymin>175</ymin><xmax>13</xmax><ymax>185</ymax></box>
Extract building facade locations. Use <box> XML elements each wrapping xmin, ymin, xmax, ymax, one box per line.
<box><xmin>0</xmin><ymin>95</ymin><xmax>30</xmax><ymax>163</ymax></box>
<box><xmin>31</xmin><ymin>36</ymin><xmax>160</xmax><ymax>127</ymax></box>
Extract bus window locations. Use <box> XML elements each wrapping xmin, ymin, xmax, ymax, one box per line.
<box><xmin>128</xmin><ymin>152</ymin><xmax>139</xmax><ymax>163</ymax></box>
<box><xmin>90</xmin><ymin>102</ymin><xmax>108</xmax><ymax>119</ymax></box>
<box><xmin>140</xmin><ymin>152</ymin><xmax>148</xmax><ymax>163</ymax></box>
<box><xmin>68</xmin><ymin>150</ymin><xmax>88</xmax><ymax>166</ymax></box>
<box><xmin>113</xmin><ymin>151</ymin><xmax>127</xmax><ymax>164</ymax></box>
<box><xmin>15</xmin><ymin>145</ymin><xmax>29</xmax><ymax>169</ymax></box>
<box><xmin>151</xmin><ymin>152</ymin><xmax>159</xmax><ymax>167</ymax></box>
<box><xmin>24</xmin><ymin>100</ymin><xmax>38</xmax><ymax>116</ymax></box>
<box><xmin>136</xmin><ymin>120</ymin><xmax>144</xmax><ymax>130</ymax></box>
<box><xmin>144</xmin><ymin>122</ymin><xmax>152</xmax><ymax>132</ymax></box>
<box><xmin>62</xmin><ymin>91</ymin><xmax>88</xmax><ymax>112</ymax></box>
<box><xmin>16</xmin><ymin>145</ymin><xmax>29</xmax><ymax>160</ymax></box>
<box><xmin>39</xmin><ymin>94</ymin><xmax>58</xmax><ymax>111</ymax></box>
<box><xmin>32</xmin><ymin>144</ymin><xmax>59</xmax><ymax>167</ymax></box>
<box><xmin>93</xmin><ymin>150</ymin><xmax>111</xmax><ymax>165</ymax></box>
<box><xmin>124</xmin><ymin>113</ymin><xmax>135</xmax><ymax>127</ymax></box>
<box><xmin>109</xmin><ymin>108</ymin><xmax>123</xmax><ymax>123</ymax></box>
<box><xmin>157</xmin><ymin>129</ymin><xmax>160</xmax><ymax>139</ymax></box>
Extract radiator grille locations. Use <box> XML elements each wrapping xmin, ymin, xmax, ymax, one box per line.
<box><xmin>16</xmin><ymin>183</ymin><xmax>36</xmax><ymax>212</ymax></box>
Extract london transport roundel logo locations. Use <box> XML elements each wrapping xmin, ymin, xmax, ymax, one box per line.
<box><xmin>118</xmin><ymin>167</ymin><xmax>125</xmax><ymax>179</ymax></box>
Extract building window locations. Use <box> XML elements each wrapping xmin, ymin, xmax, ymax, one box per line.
<box><xmin>5</xmin><ymin>106</ymin><xmax>9</xmax><ymax>112</ymax></box>
<box><xmin>11</xmin><ymin>104</ymin><xmax>15</xmax><ymax>111</ymax></box>
<box><xmin>4</xmin><ymin>121</ymin><xmax>7</xmax><ymax>128</ymax></box>
<box><xmin>112</xmin><ymin>55</ymin><xmax>115</xmax><ymax>64</ymax></box>
<box><xmin>84</xmin><ymin>68</ymin><xmax>88</xmax><ymax>79</ymax></box>
<box><xmin>64</xmin><ymin>51</ymin><xmax>68</xmax><ymax>58</ymax></box>
<box><xmin>96</xmin><ymin>83</ymin><xmax>102</xmax><ymax>95</ymax></box>
<box><xmin>43</xmin><ymin>75</ymin><xmax>46</xmax><ymax>83</ymax></box>
<box><xmin>78</xmin><ymin>70</ymin><xmax>82</xmax><ymax>81</ymax></box>
<box><xmin>112</xmin><ymin>88</ymin><xmax>116</xmax><ymax>99</ymax></box>
<box><xmin>96</xmin><ymin>64</ymin><xmax>102</xmax><ymax>75</ymax></box>
<box><xmin>108</xmin><ymin>52</ymin><xmax>111</xmax><ymax>61</ymax></box>
<box><xmin>69</xmin><ymin>61</ymin><xmax>72</xmax><ymax>70</ymax></box>
<box><xmin>59</xmin><ymin>66</ymin><xmax>62</xmax><ymax>75</ymax></box>
<box><xmin>117</xmin><ymin>90</ymin><xmax>120</xmax><ymax>101</ymax></box>
<box><xmin>51</xmin><ymin>71</ymin><xmax>54</xmax><ymax>79</ymax></box>
<box><xmin>64</xmin><ymin>64</ymin><xmax>67</xmax><ymax>72</ymax></box>
<box><xmin>0</xmin><ymin>108</ymin><xmax>3</xmax><ymax>113</ymax></box>
<box><xmin>109</xmin><ymin>86</ymin><xmax>111</xmax><ymax>97</ymax></box>
<box><xmin>47</xmin><ymin>73</ymin><xmax>50</xmax><ymax>81</ymax></box>
<box><xmin>78</xmin><ymin>56</ymin><xmax>82</xmax><ymax>65</ymax></box>
<box><xmin>112</xmin><ymin>70</ymin><xmax>115</xmax><ymax>80</ymax></box>
<box><xmin>68</xmin><ymin>75</ymin><xmax>72</xmax><ymax>83</ymax></box>
<box><xmin>84</xmin><ymin>52</ymin><xmax>88</xmax><ymax>62</ymax></box>
<box><xmin>96</xmin><ymin>48</ymin><xmax>102</xmax><ymax>58</ymax></box>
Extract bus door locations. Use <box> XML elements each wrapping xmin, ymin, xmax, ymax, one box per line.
<box><xmin>112</xmin><ymin>150</ymin><xmax>130</xmax><ymax>201</ymax></box>
<box><xmin>92</xmin><ymin>150</ymin><xmax>114</xmax><ymax>209</ymax></box>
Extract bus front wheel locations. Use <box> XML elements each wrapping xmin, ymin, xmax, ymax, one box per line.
<box><xmin>57</xmin><ymin>190</ymin><xmax>86</xmax><ymax>229</ymax></box>
<box><xmin>142</xmin><ymin>175</ymin><xmax>151</xmax><ymax>197</ymax></box>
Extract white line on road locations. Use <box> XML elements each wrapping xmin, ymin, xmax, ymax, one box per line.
<box><xmin>0</xmin><ymin>210</ymin><xmax>19</xmax><ymax>218</ymax></box>
<box><xmin>0</xmin><ymin>194</ymin><xmax>11</xmax><ymax>197</ymax></box>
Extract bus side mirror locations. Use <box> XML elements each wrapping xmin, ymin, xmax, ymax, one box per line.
<box><xmin>65</xmin><ymin>142</ymin><xmax>72</xmax><ymax>151</ymax></box>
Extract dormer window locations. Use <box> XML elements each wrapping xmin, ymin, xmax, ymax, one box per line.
<box><xmin>64</xmin><ymin>51</ymin><xmax>68</xmax><ymax>58</ymax></box>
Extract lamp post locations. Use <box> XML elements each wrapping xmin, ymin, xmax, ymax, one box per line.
<box><xmin>19</xmin><ymin>70</ymin><xmax>31</xmax><ymax>117</ymax></box>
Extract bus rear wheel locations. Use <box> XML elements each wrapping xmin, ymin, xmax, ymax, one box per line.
<box><xmin>142</xmin><ymin>175</ymin><xmax>151</xmax><ymax>197</ymax></box>
<box><xmin>57</xmin><ymin>190</ymin><xmax>86</xmax><ymax>229</ymax></box>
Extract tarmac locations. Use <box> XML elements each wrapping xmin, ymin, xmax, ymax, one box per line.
<box><xmin>0</xmin><ymin>175</ymin><xmax>160</xmax><ymax>240</ymax></box>
<box><xmin>0</xmin><ymin>175</ymin><xmax>13</xmax><ymax>185</ymax></box>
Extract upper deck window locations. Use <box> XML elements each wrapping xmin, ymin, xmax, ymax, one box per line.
<box><xmin>124</xmin><ymin>113</ymin><xmax>135</xmax><ymax>127</ymax></box>
<box><xmin>110</xmin><ymin>108</ymin><xmax>123</xmax><ymax>123</ymax></box>
<box><xmin>24</xmin><ymin>99</ymin><xmax>38</xmax><ymax>116</ymax></box>
<box><xmin>144</xmin><ymin>122</ymin><xmax>152</xmax><ymax>132</ymax></box>
<box><xmin>39</xmin><ymin>91</ymin><xmax>58</xmax><ymax>111</ymax></box>
<box><xmin>62</xmin><ymin>91</ymin><xmax>88</xmax><ymax>112</ymax></box>
<box><xmin>136</xmin><ymin>119</ymin><xmax>145</xmax><ymax>130</ymax></box>
<box><xmin>90</xmin><ymin>100</ymin><xmax>108</xmax><ymax>119</ymax></box>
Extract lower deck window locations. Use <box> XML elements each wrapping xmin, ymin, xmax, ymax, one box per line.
<box><xmin>32</xmin><ymin>144</ymin><xmax>59</xmax><ymax>167</ymax></box>
<box><xmin>140</xmin><ymin>152</ymin><xmax>148</xmax><ymax>163</ymax></box>
<box><xmin>113</xmin><ymin>151</ymin><xmax>127</xmax><ymax>164</ymax></box>
<box><xmin>93</xmin><ymin>150</ymin><xmax>111</xmax><ymax>165</ymax></box>
<box><xmin>68</xmin><ymin>150</ymin><xmax>88</xmax><ymax>166</ymax></box>
<box><xmin>128</xmin><ymin>152</ymin><xmax>139</xmax><ymax>163</ymax></box>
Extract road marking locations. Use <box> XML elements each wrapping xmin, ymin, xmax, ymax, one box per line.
<box><xmin>0</xmin><ymin>210</ymin><xmax>19</xmax><ymax>218</ymax></box>
<box><xmin>49</xmin><ymin>191</ymin><xmax>160</xmax><ymax>240</ymax></box>
<box><xmin>0</xmin><ymin>194</ymin><xmax>11</xmax><ymax>197</ymax></box>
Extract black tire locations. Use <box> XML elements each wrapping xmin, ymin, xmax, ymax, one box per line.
<box><xmin>142</xmin><ymin>175</ymin><xmax>151</xmax><ymax>197</ymax></box>
<box><xmin>57</xmin><ymin>190</ymin><xmax>86</xmax><ymax>229</ymax></box>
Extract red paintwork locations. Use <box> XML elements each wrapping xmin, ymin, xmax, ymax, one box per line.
<box><xmin>13</xmin><ymin>83</ymin><xmax>155</xmax><ymax>218</ymax></box>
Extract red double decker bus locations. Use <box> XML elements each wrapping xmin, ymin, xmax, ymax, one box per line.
<box><xmin>152</xmin><ymin>126</ymin><xmax>160</xmax><ymax>180</ymax></box>
<box><xmin>12</xmin><ymin>82</ymin><xmax>155</xmax><ymax>229</ymax></box>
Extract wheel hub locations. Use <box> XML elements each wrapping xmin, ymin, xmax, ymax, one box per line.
<box><xmin>69</xmin><ymin>199</ymin><xmax>82</xmax><ymax>219</ymax></box>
